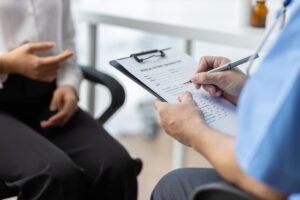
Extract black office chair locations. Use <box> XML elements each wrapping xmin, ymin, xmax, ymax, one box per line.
<box><xmin>191</xmin><ymin>182</ymin><xmax>260</xmax><ymax>200</ymax></box>
<box><xmin>0</xmin><ymin>66</ymin><xmax>143</xmax><ymax>199</ymax></box>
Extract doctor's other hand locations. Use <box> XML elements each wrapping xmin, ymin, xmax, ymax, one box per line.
<box><xmin>154</xmin><ymin>92</ymin><xmax>210</xmax><ymax>148</ymax></box>
<box><xmin>41</xmin><ymin>86</ymin><xmax>78</xmax><ymax>128</ymax></box>
<box><xmin>0</xmin><ymin>42</ymin><xmax>73</xmax><ymax>82</ymax></box>
<box><xmin>193</xmin><ymin>56</ymin><xmax>247</xmax><ymax>105</ymax></box>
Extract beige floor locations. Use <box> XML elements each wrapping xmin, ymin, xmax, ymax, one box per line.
<box><xmin>119</xmin><ymin>131</ymin><xmax>212</xmax><ymax>200</ymax></box>
<box><xmin>6</xmin><ymin>131</ymin><xmax>211</xmax><ymax>200</ymax></box>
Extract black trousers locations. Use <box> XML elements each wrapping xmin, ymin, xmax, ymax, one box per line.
<box><xmin>0</xmin><ymin>106</ymin><xmax>138</xmax><ymax>200</ymax></box>
<box><xmin>151</xmin><ymin>168</ymin><xmax>226</xmax><ymax>200</ymax></box>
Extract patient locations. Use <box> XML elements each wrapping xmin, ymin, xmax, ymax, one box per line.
<box><xmin>0</xmin><ymin>1</ymin><xmax>139</xmax><ymax>199</ymax></box>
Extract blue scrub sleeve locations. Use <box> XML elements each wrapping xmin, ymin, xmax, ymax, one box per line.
<box><xmin>236</xmin><ymin>0</ymin><xmax>300</xmax><ymax>195</ymax></box>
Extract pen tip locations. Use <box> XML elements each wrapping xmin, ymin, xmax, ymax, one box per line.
<box><xmin>183</xmin><ymin>80</ymin><xmax>192</xmax><ymax>84</ymax></box>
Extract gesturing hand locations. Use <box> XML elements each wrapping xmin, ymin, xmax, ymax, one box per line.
<box><xmin>41</xmin><ymin>86</ymin><xmax>78</xmax><ymax>128</ymax></box>
<box><xmin>154</xmin><ymin>92</ymin><xmax>209</xmax><ymax>148</ymax></box>
<box><xmin>192</xmin><ymin>56</ymin><xmax>247</xmax><ymax>105</ymax></box>
<box><xmin>1</xmin><ymin>42</ymin><xmax>73</xmax><ymax>82</ymax></box>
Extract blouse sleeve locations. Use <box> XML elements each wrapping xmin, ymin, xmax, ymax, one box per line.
<box><xmin>56</xmin><ymin>0</ymin><xmax>83</xmax><ymax>95</ymax></box>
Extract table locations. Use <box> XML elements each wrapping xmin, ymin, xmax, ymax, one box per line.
<box><xmin>73</xmin><ymin>0</ymin><xmax>265</xmax><ymax>169</ymax></box>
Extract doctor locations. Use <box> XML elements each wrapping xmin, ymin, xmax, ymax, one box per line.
<box><xmin>152</xmin><ymin>0</ymin><xmax>300</xmax><ymax>200</ymax></box>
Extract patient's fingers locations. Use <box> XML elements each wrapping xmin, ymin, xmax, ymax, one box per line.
<box><xmin>39</xmin><ymin>50</ymin><xmax>73</xmax><ymax>66</ymax></box>
<box><xmin>26</xmin><ymin>42</ymin><xmax>55</xmax><ymax>52</ymax></box>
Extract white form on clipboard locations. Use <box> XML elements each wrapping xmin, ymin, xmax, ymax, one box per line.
<box><xmin>110</xmin><ymin>48</ymin><xmax>237</xmax><ymax>135</ymax></box>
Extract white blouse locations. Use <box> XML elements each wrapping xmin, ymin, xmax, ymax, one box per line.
<box><xmin>0</xmin><ymin>0</ymin><xmax>82</xmax><ymax>94</ymax></box>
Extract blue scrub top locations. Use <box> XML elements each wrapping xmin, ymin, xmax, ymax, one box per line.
<box><xmin>236</xmin><ymin>1</ymin><xmax>300</xmax><ymax>199</ymax></box>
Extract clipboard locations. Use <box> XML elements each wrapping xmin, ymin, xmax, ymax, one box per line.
<box><xmin>110</xmin><ymin>48</ymin><xmax>170</xmax><ymax>102</ymax></box>
<box><xmin>109</xmin><ymin>48</ymin><xmax>237</xmax><ymax>135</ymax></box>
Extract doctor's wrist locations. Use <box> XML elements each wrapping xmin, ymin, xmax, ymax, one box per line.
<box><xmin>189</xmin><ymin>123</ymin><xmax>212</xmax><ymax>150</ymax></box>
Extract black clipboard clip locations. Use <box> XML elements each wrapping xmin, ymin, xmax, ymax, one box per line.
<box><xmin>130</xmin><ymin>49</ymin><xmax>166</xmax><ymax>63</ymax></box>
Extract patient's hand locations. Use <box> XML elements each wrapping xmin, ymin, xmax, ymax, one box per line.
<box><xmin>0</xmin><ymin>42</ymin><xmax>73</xmax><ymax>82</ymax></box>
<box><xmin>192</xmin><ymin>56</ymin><xmax>247</xmax><ymax>105</ymax></box>
<box><xmin>41</xmin><ymin>86</ymin><xmax>78</xmax><ymax>128</ymax></box>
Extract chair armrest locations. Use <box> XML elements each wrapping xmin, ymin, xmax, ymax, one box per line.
<box><xmin>80</xmin><ymin>66</ymin><xmax>126</xmax><ymax>124</ymax></box>
<box><xmin>190</xmin><ymin>183</ymin><xmax>260</xmax><ymax>200</ymax></box>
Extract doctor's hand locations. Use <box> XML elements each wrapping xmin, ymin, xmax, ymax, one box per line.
<box><xmin>192</xmin><ymin>56</ymin><xmax>247</xmax><ymax>105</ymax></box>
<box><xmin>0</xmin><ymin>42</ymin><xmax>73</xmax><ymax>82</ymax></box>
<box><xmin>154</xmin><ymin>92</ymin><xmax>210</xmax><ymax>148</ymax></box>
<box><xmin>41</xmin><ymin>86</ymin><xmax>78</xmax><ymax>128</ymax></box>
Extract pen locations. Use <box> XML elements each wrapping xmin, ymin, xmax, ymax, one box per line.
<box><xmin>183</xmin><ymin>54</ymin><xmax>259</xmax><ymax>84</ymax></box>
<box><xmin>207</xmin><ymin>54</ymin><xmax>259</xmax><ymax>73</ymax></box>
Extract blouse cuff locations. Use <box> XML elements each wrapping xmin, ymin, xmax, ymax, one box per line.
<box><xmin>57</xmin><ymin>73</ymin><xmax>82</xmax><ymax>98</ymax></box>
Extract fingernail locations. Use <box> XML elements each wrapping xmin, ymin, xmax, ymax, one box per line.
<box><xmin>216</xmin><ymin>91</ymin><xmax>222</xmax><ymax>96</ymax></box>
<box><xmin>47</xmin><ymin>42</ymin><xmax>55</xmax><ymax>46</ymax></box>
<box><xmin>65</xmin><ymin>49</ymin><xmax>73</xmax><ymax>53</ymax></box>
<box><xmin>50</xmin><ymin>106</ymin><xmax>57</xmax><ymax>111</ymax></box>
<box><xmin>40</xmin><ymin>122</ymin><xmax>46</xmax><ymax>128</ymax></box>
